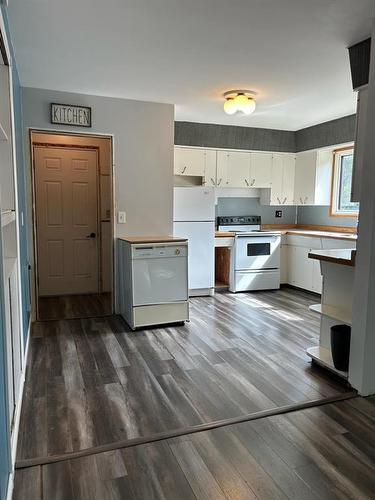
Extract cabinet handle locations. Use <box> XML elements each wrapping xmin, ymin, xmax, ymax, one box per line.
<box><xmin>244</xmin><ymin>179</ymin><xmax>249</xmax><ymax>186</ymax></box>
<box><xmin>217</xmin><ymin>178</ymin><xmax>222</xmax><ymax>186</ymax></box>
<box><xmin>277</xmin><ymin>197</ymin><xmax>281</xmax><ymax>204</ymax></box>
<box><xmin>181</xmin><ymin>166</ymin><xmax>187</xmax><ymax>174</ymax></box>
<box><xmin>251</xmin><ymin>178</ymin><xmax>255</xmax><ymax>186</ymax></box>
<box><xmin>210</xmin><ymin>177</ymin><xmax>216</xmax><ymax>186</ymax></box>
<box><xmin>299</xmin><ymin>196</ymin><xmax>303</xmax><ymax>204</ymax></box>
<box><xmin>304</xmin><ymin>196</ymin><xmax>308</xmax><ymax>204</ymax></box>
<box><xmin>283</xmin><ymin>197</ymin><xmax>287</xmax><ymax>204</ymax></box>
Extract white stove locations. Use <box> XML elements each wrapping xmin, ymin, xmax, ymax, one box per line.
<box><xmin>217</xmin><ymin>216</ymin><xmax>281</xmax><ymax>292</ymax></box>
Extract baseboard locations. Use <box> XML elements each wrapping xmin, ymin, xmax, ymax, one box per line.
<box><xmin>281</xmin><ymin>283</ymin><xmax>321</xmax><ymax>297</ymax></box>
<box><xmin>6</xmin><ymin>319</ymin><xmax>31</xmax><ymax>500</ymax></box>
<box><xmin>189</xmin><ymin>288</ymin><xmax>214</xmax><ymax>297</ymax></box>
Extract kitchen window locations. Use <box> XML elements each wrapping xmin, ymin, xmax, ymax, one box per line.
<box><xmin>330</xmin><ymin>148</ymin><xmax>359</xmax><ymax>217</ymax></box>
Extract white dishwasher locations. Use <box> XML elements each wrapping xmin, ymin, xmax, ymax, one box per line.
<box><xmin>118</xmin><ymin>239</ymin><xmax>189</xmax><ymax>330</ymax></box>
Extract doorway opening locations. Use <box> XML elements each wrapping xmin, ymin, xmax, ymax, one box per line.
<box><xmin>31</xmin><ymin>131</ymin><xmax>114</xmax><ymax>321</ymax></box>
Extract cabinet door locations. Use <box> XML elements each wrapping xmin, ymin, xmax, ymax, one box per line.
<box><xmin>282</xmin><ymin>154</ymin><xmax>295</xmax><ymax>204</ymax></box>
<box><xmin>291</xmin><ymin>246</ymin><xmax>314</xmax><ymax>290</ymax></box>
<box><xmin>280</xmin><ymin>244</ymin><xmax>289</xmax><ymax>284</ymax></box>
<box><xmin>218</xmin><ymin>151</ymin><xmax>250</xmax><ymax>188</ymax></box>
<box><xmin>294</xmin><ymin>151</ymin><xmax>316</xmax><ymax>205</ymax></box>
<box><xmin>270</xmin><ymin>154</ymin><xmax>284</xmax><ymax>204</ymax></box>
<box><xmin>250</xmin><ymin>153</ymin><xmax>272</xmax><ymax>187</ymax></box>
<box><xmin>203</xmin><ymin>150</ymin><xmax>217</xmax><ymax>187</ymax></box>
<box><xmin>174</xmin><ymin>147</ymin><xmax>206</xmax><ymax>176</ymax></box>
<box><xmin>311</xmin><ymin>259</ymin><xmax>322</xmax><ymax>294</ymax></box>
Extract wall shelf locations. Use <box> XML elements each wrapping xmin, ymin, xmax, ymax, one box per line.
<box><xmin>309</xmin><ymin>303</ymin><xmax>351</xmax><ymax>325</ymax></box>
<box><xmin>306</xmin><ymin>346</ymin><xmax>348</xmax><ymax>379</ymax></box>
<box><xmin>1</xmin><ymin>210</ymin><xmax>16</xmax><ymax>228</ymax></box>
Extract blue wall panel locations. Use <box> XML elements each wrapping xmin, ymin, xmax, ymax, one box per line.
<box><xmin>1</xmin><ymin>8</ymin><xmax>30</xmax><ymax>341</ymax></box>
<box><xmin>0</xmin><ymin>229</ymin><xmax>10</xmax><ymax>500</ymax></box>
<box><xmin>0</xmin><ymin>6</ymin><xmax>29</xmax><ymax>498</ymax></box>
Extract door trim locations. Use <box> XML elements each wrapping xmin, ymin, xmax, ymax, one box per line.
<box><xmin>30</xmin><ymin>130</ymin><xmax>115</xmax><ymax>320</ymax></box>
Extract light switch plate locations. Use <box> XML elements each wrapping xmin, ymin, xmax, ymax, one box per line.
<box><xmin>118</xmin><ymin>211</ymin><xmax>126</xmax><ymax>224</ymax></box>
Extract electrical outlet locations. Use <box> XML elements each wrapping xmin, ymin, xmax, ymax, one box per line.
<box><xmin>118</xmin><ymin>211</ymin><xmax>126</xmax><ymax>224</ymax></box>
<box><xmin>275</xmin><ymin>210</ymin><xmax>282</xmax><ymax>218</ymax></box>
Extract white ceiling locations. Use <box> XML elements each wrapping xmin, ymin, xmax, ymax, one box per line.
<box><xmin>8</xmin><ymin>0</ymin><xmax>375</xmax><ymax>130</ymax></box>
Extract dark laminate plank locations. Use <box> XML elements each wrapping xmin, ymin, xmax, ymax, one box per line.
<box><xmin>232</xmin><ymin>422</ymin><xmax>320</xmax><ymax>499</ymax></box>
<box><xmin>13</xmin><ymin>467</ymin><xmax>42</xmax><ymax>500</ymax></box>
<box><xmin>169</xmin><ymin>440</ymin><xmax>227</xmax><ymax>499</ymax></box>
<box><xmin>43</xmin><ymin>461</ymin><xmax>74</xmax><ymax>500</ymax></box>
<box><xmin>16</xmin><ymin>393</ymin><xmax>356</xmax><ymax>470</ymax></box>
<box><xmin>121</xmin><ymin>441</ymin><xmax>197</xmax><ymax>500</ymax></box>
<box><xmin>17</xmin><ymin>288</ymin><xmax>351</xmax><ymax>462</ymax></box>
<box><xmin>203</xmin><ymin>425</ymin><xmax>288</xmax><ymax>500</ymax></box>
<box><xmin>14</xmin><ymin>397</ymin><xmax>375</xmax><ymax>500</ymax></box>
<box><xmin>188</xmin><ymin>431</ymin><xmax>258</xmax><ymax>499</ymax></box>
<box><xmin>38</xmin><ymin>292</ymin><xmax>112</xmax><ymax>321</ymax></box>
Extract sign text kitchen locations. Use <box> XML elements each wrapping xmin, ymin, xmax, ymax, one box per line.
<box><xmin>51</xmin><ymin>103</ymin><xmax>92</xmax><ymax>127</ymax></box>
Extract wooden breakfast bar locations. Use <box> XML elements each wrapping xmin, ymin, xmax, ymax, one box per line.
<box><xmin>307</xmin><ymin>249</ymin><xmax>356</xmax><ymax>379</ymax></box>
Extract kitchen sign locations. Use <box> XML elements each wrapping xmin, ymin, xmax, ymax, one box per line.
<box><xmin>51</xmin><ymin>103</ymin><xmax>92</xmax><ymax>127</ymax></box>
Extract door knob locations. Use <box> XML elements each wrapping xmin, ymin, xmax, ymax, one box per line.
<box><xmin>87</xmin><ymin>232</ymin><xmax>96</xmax><ymax>238</ymax></box>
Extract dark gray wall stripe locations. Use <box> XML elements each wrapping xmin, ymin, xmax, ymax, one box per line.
<box><xmin>175</xmin><ymin>121</ymin><xmax>296</xmax><ymax>153</ymax></box>
<box><xmin>175</xmin><ymin>114</ymin><xmax>356</xmax><ymax>153</ymax></box>
<box><xmin>295</xmin><ymin>114</ymin><xmax>356</xmax><ymax>152</ymax></box>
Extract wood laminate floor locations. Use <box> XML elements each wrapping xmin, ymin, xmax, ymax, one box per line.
<box><xmin>38</xmin><ymin>293</ymin><xmax>112</xmax><ymax>320</ymax></box>
<box><xmin>13</xmin><ymin>396</ymin><xmax>375</xmax><ymax>500</ymax></box>
<box><xmin>17</xmin><ymin>288</ymin><xmax>351</xmax><ymax>464</ymax></box>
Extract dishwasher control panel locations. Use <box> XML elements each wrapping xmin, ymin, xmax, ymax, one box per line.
<box><xmin>132</xmin><ymin>245</ymin><xmax>188</xmax><ymax>259</ymax></box>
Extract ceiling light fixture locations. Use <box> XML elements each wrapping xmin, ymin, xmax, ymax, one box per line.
<box><xmin>223</xmin><ymin>90</ymin><xmax>256</xmax><ymax>116</ymax></box>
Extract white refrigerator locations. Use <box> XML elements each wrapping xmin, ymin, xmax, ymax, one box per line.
<box><xmin>173</xmin><ymin>187</ymin><xmax>215</xmax><ymax>296</ymax></box>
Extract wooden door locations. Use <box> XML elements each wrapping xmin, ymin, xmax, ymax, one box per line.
<box><xmin>34</xmin><ymin>146</ymin><xmax>99</xmax><ymax>296</ymax></box>
<box><xmin>250</xmin><ymin>153</ymin><xmax>272</xmax><ymax>187</ymax></box>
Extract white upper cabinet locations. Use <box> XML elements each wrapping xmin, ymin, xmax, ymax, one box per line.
<box><xmin>174</xmin><ymin>147</ymin><xmax>207</xmax><ymax>176</ymax></box>
<box><xmin>203</xmin><ymin>150</ymin><xmax>218</xmax><ymax>187</ymax></box>
<box><xmin>294</xmin><ymin>149</ymin><xmax>332</xmax><ymax>205</ymax></box>
<box><xmin>261</xmin><ymin>153</ymin><xmax>295</xmax><ymax>205</ymax></box>
<box><xmin>250</xmin><ymin>153</ymin><xmax>272</xmax><ymax>188</ymax></box>
<box><xmin>217</xmin><ymin>151</ymin><xmax>250</xmax><ymax>188</ymax></box>
<box><xmin>282</xmin><ymin>154</ymin><xmax>296</xmax><ymax>204</ymax></box>
<box><xmin>352</xmin><ymin>86</ymin><xmax>368</xmax><ymax>202</ymax></box>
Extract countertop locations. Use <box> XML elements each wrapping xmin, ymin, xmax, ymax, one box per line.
<box><xmin>118</xmin><ymin>236</ymin><xmax>188</xmax><ymax>244</ymax></box>
<box><xmin>215</xmin><ymin>226</ymin><xmax>357</xmax><ymax>241</ymax></box>
<box><xmin>308</xmin><ymin>249</ymin><xmax>356</xmax><ymax>267</ymax></box>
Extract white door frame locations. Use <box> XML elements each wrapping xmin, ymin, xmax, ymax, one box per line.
<box><xmin>29</xmin><ymin>129</ymin><xmax>115</xmax><ymax>320</ymax></box>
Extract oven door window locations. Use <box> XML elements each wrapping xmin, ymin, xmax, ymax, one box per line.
<box><xmin>247</xmin><ymin>243</ymin><xmax>271</xmax><ymax>256</ymax></box>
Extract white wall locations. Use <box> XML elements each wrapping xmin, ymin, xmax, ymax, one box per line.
<box><xmin>350</xmin><ymin>23</ymin><xmax>375</xmax><ymax>396</ymax></box>
<box><xmin>22</xmin><ymin>87</ymin><xmax>174</xmax><ymax>315</ymax></box>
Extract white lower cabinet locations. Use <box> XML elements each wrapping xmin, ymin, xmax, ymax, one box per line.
<box><xmin>286</xmin><ymin>245</ymin><xmax>322</xmax><ymax>293</ymax></box>
<box><xmin>284</xmin><ymin>236</ymin><xmax>356</xmax><ymax>294</ymax></box>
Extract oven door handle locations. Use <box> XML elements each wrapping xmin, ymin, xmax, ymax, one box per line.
<box><xmin>235</xmin><ymin>234</ymin><xmax>279</xmax><ymax>240</ymax></box>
